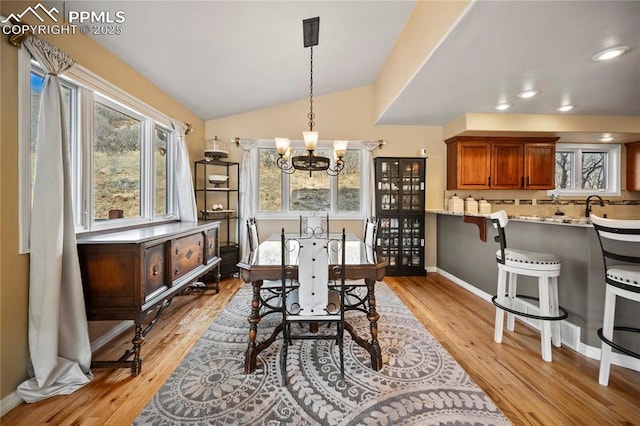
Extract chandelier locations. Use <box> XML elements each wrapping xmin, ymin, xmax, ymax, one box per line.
<box><xmin>275</xmin><ymin>17</ymin><xmax>348</xmax><ymax>176</ymax></box>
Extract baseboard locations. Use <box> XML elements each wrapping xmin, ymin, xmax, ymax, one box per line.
<box><xmin>1</xmin><ymin>392</ymin><xmax>23</xmax><ymax>417</ymax></box>
<box><xmin>436</xmin><ymin>268</ymin><xmax>640</xmax><ymax>372</ymax></box>
<box><xmin>1</xmin><ymin>321</ymin><xmax>133</xmax><ymax>415</ymax></box>
<box><xmin>90</xmin><ymin>320</ymin><xmax>133</xmax><ymax>352</ymax></box>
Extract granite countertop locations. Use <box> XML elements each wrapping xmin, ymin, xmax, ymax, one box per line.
<box><xmin>425</xmin><ymin>209</ymin><xmax>592</xmax><ymax>227</ymax></box>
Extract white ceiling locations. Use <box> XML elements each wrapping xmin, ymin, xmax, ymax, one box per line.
<box><xmin>62</xmin><ymin>1</ymin><xmax>639</xmax><ymax>135</ymax></box>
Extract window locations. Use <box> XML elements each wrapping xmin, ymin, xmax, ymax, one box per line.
<box><xmin>256</xmin><ymin>141</ymin><xmax>365</xmax><ymax>218</ymax></box>
<box><xmin>553</xmin><ymin>143</ymin><xmax>620</xmax><ymax>196</ymax></box>
<box><xmin>19</xmin><ymin>49</ymin><xmax>178</xmax><ymax>252</ymax></box>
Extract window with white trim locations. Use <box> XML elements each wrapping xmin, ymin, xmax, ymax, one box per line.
<box><xmin>19</xmin><ymin>49</ymin><xmax>178</xmax><ymax>252</ymax></box>
<box><xmin>553</xmin><ymin>143</ymin><xmax>620</xmax><ymax>196</ymax></box>
<box><xmin>256</xmin><ymin>141</ymin><xmax>365</xmax><ymax>218</ymax></box>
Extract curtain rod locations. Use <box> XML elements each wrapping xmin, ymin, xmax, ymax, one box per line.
<box><xmin>1</xmin><ymin>17</ymin><xmax>31</xmax><ymax>47</ymax></box>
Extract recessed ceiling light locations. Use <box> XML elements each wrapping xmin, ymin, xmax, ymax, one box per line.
<box><xmin>556</xmin><ymin>104</ymin><xmax>575</xmax><ymax>112</ymax></box>
<box><xmin>494</xmin><ymin>103</ymin><xmax>512</xmax><ymax>111</ymax></box>
<box><xmin>516</xmin><ymin>89</ymin><xmax>541</xmax><ymax>99</ymax></box>
<box><xmin>592</xmin><ymin>46</ymin><xmax>629</xmax><ymax>62</ymax></box>
<box><xmin>600</xmin><ymin>134</ymin><xmax>614</xmax><ymax>142</ymax></box>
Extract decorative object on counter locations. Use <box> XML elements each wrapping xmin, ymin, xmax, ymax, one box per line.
<box><xmin>551</xmin><ymin>192</ymin><xmax>565</xmax><ymax>215</ymax></box>
<box><xmin>204</xmin><ymin>136</ymin><xmax>229</xmax><ymax>160</ymax></box>
<box><xmin>274</xmin><ymin>17</ymin><xmax>347</xmax><ymax>177</ymax></box>
<box><xmin>464</xmin><ymin>196</ymin><xmax>478</xmax><ymax>214</ymax></box>
<box><xmin>488</xmin><ymin>210</ymin><xmax>568</xmax><ymax>362</ymax></box>
<box><xmin>590</xmin><ymin>215</ymin><xmax>640</xmax><ymax>386</ymax></box>
<box><xmin>447</xmin><ymin>194</ymin><xmax>464</xmax><ymax>213</ymax></box>
<box><xmin>479</xmin><ymin>199</ymin><xmax>491</xmax><ymax>214</ymax></box>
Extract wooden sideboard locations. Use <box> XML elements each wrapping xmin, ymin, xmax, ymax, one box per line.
<box><xmin>77</xmin><ymin>221</ymin><xmax>221</xmax><ymax>375</ymax></box>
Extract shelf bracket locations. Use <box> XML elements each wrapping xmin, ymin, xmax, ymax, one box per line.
<box><xmin>463</xmin><ymin>215</ymin><xmax>486</xmax><ymax>242</ymax></box>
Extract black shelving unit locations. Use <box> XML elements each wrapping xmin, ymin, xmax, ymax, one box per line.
<box><xmin>374</xmin><ymin>157</ymin><xmax>426</xmax><ymax>276</ymax></box>
<box><xmin>194</xmin><ymin>158</ymin><xmax>239</xmax><ymax>278</ymax></box>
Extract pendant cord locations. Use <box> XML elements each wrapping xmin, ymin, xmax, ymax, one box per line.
<box><xmin>308</xmin><ymin>46</ymin><xmax>315</xmax><ymax>132</ymax></box>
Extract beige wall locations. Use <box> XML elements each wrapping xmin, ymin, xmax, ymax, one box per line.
<box><xmin>205</xmin><ymin>84</ymin><xmax>446</xmax><ymax>267</ymax></box>
<box><xmin>0</xmin><ymin>1</ymin><xmax>205</xmax><ymax>400</ymax></box>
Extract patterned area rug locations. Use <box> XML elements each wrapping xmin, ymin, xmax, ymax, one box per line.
<box><xmin>135</xmin><ymin>283</ymin><xmax>509</xmax><ymax>425</ymax></box>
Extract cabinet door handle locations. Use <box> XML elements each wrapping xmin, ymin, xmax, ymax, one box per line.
<box><xmin>175</xmin><ymin>248</ymin><xmax>179</xmax><ymax>255</ymax></box>
<box><xmin>527</xmin><ymin>176</ymin><xmax>530</xmax><ymax>186</ymax></box>
<box><xmin>521</xmin><ymin>177</ymin><xmax>524</xmax><ymax>187</ymax></box>
<box><xmin>488</xmin><ymin>176</ymin><xmax>491</xmax><ymax>187</ymax></box>
<box><xmin>175</xmin><ymin>268</ymin><xmax>179</xmax><ymax>275</ymax></box>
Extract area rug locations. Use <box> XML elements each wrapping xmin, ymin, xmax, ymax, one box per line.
<box><xmin>134</xmin><ymin>283</ymin><xmax>509</xmax><ymax>425</ymax></box>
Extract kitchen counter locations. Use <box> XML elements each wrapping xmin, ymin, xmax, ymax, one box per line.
<box><xmin>433</xmin><ymin>212</ymin><xmax>639</xmax><ymax>362</ymax></box>
<box><xmin>426</xmin><ymin>209</ymin><xmax>592</xmax><ymax>227</ymax></box>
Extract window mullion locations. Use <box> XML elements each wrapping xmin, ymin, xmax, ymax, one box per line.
<box><xmin>141</xmin><ymin>119</ymin><xmax>154</xmax><ymax>219</ymax></box>
<box><xmin>80</xmin><ymin>87</ymin><xmax>94</xmax><ymax>230</ymax></box>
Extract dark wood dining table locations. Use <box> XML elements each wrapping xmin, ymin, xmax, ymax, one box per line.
<box><xmin>237</xmin><ymin>232</ymin><xmax>388</xmax><ymax>374</ymax></box>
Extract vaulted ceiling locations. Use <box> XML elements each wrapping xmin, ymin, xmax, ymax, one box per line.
<box><xmin>58</xmin><ymin>1</ymin><xmax>639</xmax><ymax>140</ymax></box>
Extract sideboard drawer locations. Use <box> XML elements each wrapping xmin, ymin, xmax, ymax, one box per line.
<box><xmin>144</xmin><ymin>242</ymin><xmax>167</xmax><ymax>301</ymax></box>
<box><xmin>172</xmin><ymin>232</ymin><xmax>205</xmax><ymax>280</ymax></box>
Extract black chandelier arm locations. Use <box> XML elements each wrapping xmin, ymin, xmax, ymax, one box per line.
<box><xmin>326</xmin><ymin>158</ymin><xmax>345</xmax><ymax>176</ymax></box>
<box><xmin>276</xmin><ymin>155</ymin><xmax>296</xmax><ymax>174</ymax></box>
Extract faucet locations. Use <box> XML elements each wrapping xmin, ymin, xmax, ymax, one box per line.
<box><xmin>585</xmin><ymin>195</ymin><xmax>605</xmax><ymax>218</ymax></box>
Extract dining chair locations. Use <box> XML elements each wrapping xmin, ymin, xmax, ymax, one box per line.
<box><xmin>280</xmin><ymin>228</ymin><xmax>346</xmax><ymax>386</ymax></box>
<box><xmin>590</xmin><ymin>214</ymin><xmax>640</xmax><ymax>386</ymax></box>
<box><xmin>300</xmin><ymin>213</ymin><xmax>329</xmax><ymax>237</ymax></box>
<box><xmin>364</xmin><ymin>216</ymin><xmax>379</xmax><ymax>248</ymax></box>
<box><xmin>246</xmin><ymin>217</ymin><xmax>287</xmax><ymax>316</ymax></box>
<box><xmin>246</xmin><ymin>217</ymin><xmax>260</xmax><ymax>252</ymax></box>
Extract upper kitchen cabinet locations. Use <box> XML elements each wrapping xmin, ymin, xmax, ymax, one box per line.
<box><xmin>626</xmin><ymin>141</ymin><xmax>640</xmax><ymax>191</ymax></box>
<box><xmin>445</xmin><ymin>136</ymin><xmax>559</xmax><ymax>190</ymax></box>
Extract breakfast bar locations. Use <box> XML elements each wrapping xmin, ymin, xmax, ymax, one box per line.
<box><xmin>430</xmin><ymin>211</ymin><xmax>639</xmax><ymax>355</ymax></box>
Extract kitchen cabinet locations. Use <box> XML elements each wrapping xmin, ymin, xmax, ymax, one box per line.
<box><xmin>77</xmin><ymin>221</ymin><xmax>221</xmax><ymax>375</ymax></box>
<box><xmin>375</xmin><ymin>157</ymin><xmax>426</xmax><ymax>276</ymax></box>
<box><xmin>445</xmin><ymin>136</ymin><xmax>559</xmax><ymax>190</ymax></box>
<box><xmin>625</xmin><ymin>141</ymin><xmax>640</xmax><ymax>191</ymax></box>
<box><xmin>194</xmin><ymin>158</ymin><xmax>239</xmax><ymax>278</ymax></box>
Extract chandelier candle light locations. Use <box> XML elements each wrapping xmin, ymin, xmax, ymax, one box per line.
<box><xmin>275</xmin><ymin>17</ymin><xmax>348</xmax><ymax>176</ymax></box>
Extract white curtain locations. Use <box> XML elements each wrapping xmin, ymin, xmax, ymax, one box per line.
<box><xmin>238</xmin><ymin>139</ymin><xmax>259</xmax><ymax>260</ymax></box>
<box><xmin>362</xmin><ymin>141</ymin><xmax>379</xmax><ymax>219</ymax></box>
<box><xmin>171</xmin><ymin>119</ymin><xmax>198</xmax><ymax>222</ymax></box>
<box><xmin>17</xmin><ymin>35</ymin><xmax>93</xmax><ymax>403</ymax></box>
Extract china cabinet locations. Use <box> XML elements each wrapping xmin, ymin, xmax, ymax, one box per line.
<box><xmin>194</xmin><ymin>158</ymin><xmax>239</xmax><ymax>278</ymax></box>
<box><xmin>375</xmin><ymin>157</ymin><xmax>426</xmax><ymax>276</ymax></box>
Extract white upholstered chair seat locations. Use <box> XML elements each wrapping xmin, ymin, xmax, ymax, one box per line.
<box><xmin>606</xmin><ymin>265</ymin><xmax>640</xmax><ymax>286</ymax></box>
<box><xmin>496</xmin><ymin>248</ymin><xmax>561</xmax><ymax>271</ymax></box>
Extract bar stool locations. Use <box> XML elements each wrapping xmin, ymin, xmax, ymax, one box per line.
<box><xmin>489</xmin><ymin>211</ymin><xmax>568</xmax><ymax>362</ymax></box>
<box><xmin>590</xmin><ymin>215</ymin><xmax>640</xmax><ymax>386</ymax></box>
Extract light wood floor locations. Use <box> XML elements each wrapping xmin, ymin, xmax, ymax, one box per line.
<box><xmin>2</xmin><ymin>274</ymin><xmax>639</xmax><ymax>425</ymax></box>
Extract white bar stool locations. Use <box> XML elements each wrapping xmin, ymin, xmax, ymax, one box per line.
<box><xmin>590</xmin><ymin>214</ymin><xmax>640</xmax><ymax>386</ymax></box>
<box><xmin>489</xmin><ymin>211</ymin><xmax>568</xmax><ymax>362</ymax></box>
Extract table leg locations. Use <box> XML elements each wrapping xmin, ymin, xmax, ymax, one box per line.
<box><xmin>366</xmin><ymin>278</ymin><xmax>382</xmax><ymax>370</ymax></box>
<box><xmin>245</xmin><ymin>280</ymin><xmax>262</xmax><ymax>373</ymax></box>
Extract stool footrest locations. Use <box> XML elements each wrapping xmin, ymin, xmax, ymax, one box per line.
<box><xmin>492</xmin><ymin>294</ymin><xmax>568</xmax><ymax>321</ymax></box>
<box><xmin>597</xmin><ymin>327</ymin><xmax>640</xmax><ymax>359</ymax></box>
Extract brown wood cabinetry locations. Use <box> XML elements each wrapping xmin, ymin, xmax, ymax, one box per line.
<box><xmin>626</xmin><ymin>141</ymin><xmax>640</xmax><ymax>191</ymax></box>
<box><xmin>446</xmin><ymin>136</ymin><xmax>559</xmax><ymax>190</ymax></box>
<box><xmin>77</xmin><ymin>221</ymin><xmax>221</xmax><ymax>375</ymax></box>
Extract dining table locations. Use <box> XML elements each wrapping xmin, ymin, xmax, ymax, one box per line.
<box><xmin>237</xmin><ymin>232</ymin><xmax>388</xmax><ymax>374</ymax></box>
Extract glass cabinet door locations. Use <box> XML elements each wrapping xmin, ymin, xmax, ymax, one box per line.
<box><xmin>399</xmin><ymin>159</ymin><xmax>425</xmax><ymax>213</ymax></box>
<box><xmin>376</xmin><ymin>159</ymin><xmax>400</xmax><ymax>213</ymax></box>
